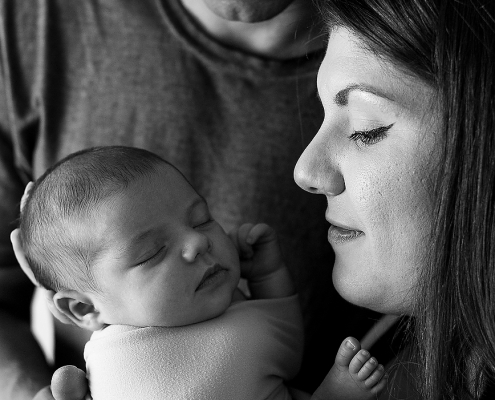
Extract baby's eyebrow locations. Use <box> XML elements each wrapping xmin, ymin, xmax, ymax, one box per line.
<box><xmin>120</xmin><ymin>197</ymin><xmax>208</xmax><ymax>253</ymax></box>
<box><xmin>131</xmin><ymin>229</ymin><xmax>158</xmax><ymax>246</ymax></box>
<box><xmin>99</xmin><ymin>228</ymin><xmax>159</xmax><ymax>264</ymax></box>
<box><xmin>114</xmin><ymin>228</ymin><xmax>162</xmax><ymax>262</ymax></box>
<box><xmin>127</xmin><ymin>199</ymin><xmax>207</xmax><ymax>247</ymax></box>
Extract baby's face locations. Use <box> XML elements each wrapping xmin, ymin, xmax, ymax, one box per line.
<box><xmin>90</xmin><ymin>164</ymin><xmax>241</xmax><ymax>327</ymax></box>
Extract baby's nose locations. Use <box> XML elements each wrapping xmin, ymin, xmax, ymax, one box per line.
<box><xmin>181</xmin><ymin>231</ymin><xmax>212</xmax><ymax>263</ymax></box>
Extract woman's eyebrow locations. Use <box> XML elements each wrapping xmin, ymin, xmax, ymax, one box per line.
<box><xmin>334</xmin><ymin>83</ymin><xmax>394</xmax><ymax>106</ymax></box>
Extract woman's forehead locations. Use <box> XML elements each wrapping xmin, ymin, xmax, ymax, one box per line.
<box><xmin>318</xmin><ymin>28</ymin><xmax>437</xmax><ymax>119</ymax></box>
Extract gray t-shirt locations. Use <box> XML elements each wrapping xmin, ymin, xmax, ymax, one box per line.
<box><xmin>0</xmin><ymin>0</ymin><xmax>375</xmax><ymax>391</ymax></box>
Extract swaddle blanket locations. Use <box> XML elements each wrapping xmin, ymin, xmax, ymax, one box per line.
<box><xmin>85</xmin><ymin>295</ymin><xmax>303</xmax><ymax>400</ymax></box>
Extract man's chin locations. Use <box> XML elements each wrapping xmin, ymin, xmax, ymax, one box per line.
<box><xmin>202</xmin><ymin>0</ymin><xmax>294</xmax><ymax>22</ymax></box>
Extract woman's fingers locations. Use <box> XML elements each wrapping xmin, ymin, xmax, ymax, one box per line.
<box><xmin>10</xmin><ymin>229</ymin><xmax>40</xmax><ymax>286</ymax></box>
<box><xmin>20</xmin><ymin>181</ymin><xmax>34</xmax><ymax>211</ymax></box>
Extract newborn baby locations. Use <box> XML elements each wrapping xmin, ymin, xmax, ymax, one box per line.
<box><xmin>18</xmin><ymin>146</ymin><xmax>386</xmax><ymax>399</ymax></box>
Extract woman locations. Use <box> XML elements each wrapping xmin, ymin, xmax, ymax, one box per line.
<box><xmin>295</xmin><ymin>0</ymin><xmax>495</xmax><ymax>399</ymax></box>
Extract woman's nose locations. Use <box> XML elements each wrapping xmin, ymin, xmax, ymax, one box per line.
<box><xmin>293</xmin><ymin>136</ymin><xmax>345</xmax><ymax>196</ymax></box>
<box><xmin>181</xmin><ymin>231</ymin><xmax>212</xmax><ymax>263</ymax></box>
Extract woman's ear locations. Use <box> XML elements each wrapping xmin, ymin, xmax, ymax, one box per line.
<box><xmin>52</xmin><ymin>291</ymin><xmax>106</xmax><ymax>331</ymax></box>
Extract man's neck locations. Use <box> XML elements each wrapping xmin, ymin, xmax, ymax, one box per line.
<box><xmin>180</xmin><ymin>0</ymin><xmax>326</xmax><ymax>60</ymax></box>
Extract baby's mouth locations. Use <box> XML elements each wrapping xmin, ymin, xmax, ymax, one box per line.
<box><xmin>196</xmin><ymin>263</ymin><xmax>227</xmax><ymax>291</ymax></box>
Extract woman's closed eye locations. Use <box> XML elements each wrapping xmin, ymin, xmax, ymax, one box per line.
<box><xmin>349</xmin><ymin>123</ymin><xmax>394</xmax><ymax>146</ymax></box>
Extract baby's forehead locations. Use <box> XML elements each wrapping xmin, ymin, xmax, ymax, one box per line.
<box><xmin>90</xmin><ymin>163</ymin><xmax>204</xmax><ymax>219</ymax></box>
<box><xmin>148</xmin><ymin>161</ymin><xmax>184</xmax><ymax>182</ymax></box>
<box><xmin>85</xmin><ymin>171</ymin><xmax>205</xmax><ymax>246</ymax></box>
<box><xmin>153</xmin><ymin>163</ymin><xmax>202</xmax><ymax>197</ymax></box>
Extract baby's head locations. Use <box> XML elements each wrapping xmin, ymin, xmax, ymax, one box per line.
<box><xmin>20</xmin><ymin>146</ymin><xmax>240</xmax><ymax>330</ymax></box>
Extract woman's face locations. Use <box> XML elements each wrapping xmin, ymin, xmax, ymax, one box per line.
<box><xmin>294</xmin><ymin>27</ymin><xmax>440</xmax><ymax>315</ymax></box>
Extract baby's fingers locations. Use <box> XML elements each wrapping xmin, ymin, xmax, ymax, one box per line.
<box><xmin>236</xmin><ymin>223</ymin><xmax>255</xmax><ymax>257</ymax></box>
<box><xmin>246</xmin><ymin>223</ymin><xmax>276</xmax><ymax>246</ymax></box>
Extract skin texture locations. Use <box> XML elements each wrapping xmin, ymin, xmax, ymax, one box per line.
<box><xmin>81</xmin><ymin>165</ymin><xmax>241</xmax><ymax>328</ymax></box>
<box><xmin>294</xmin><ymin>27</ymin><xmax>441</xmax><ymax>316</ymax></box>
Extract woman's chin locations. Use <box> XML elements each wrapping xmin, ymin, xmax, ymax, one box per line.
<box><xmin>333</xmin><ymin>277</ymin><xmax>379</xmax><ymax>311</ymax></box>
<box><xmin>332</xmin><ymin>267</ymin><xmax>408</xmax><ymax>315</ymax></box>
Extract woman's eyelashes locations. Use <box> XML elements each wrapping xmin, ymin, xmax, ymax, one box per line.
<box><xmin>349</xmin><ymin>123</ymin><xmax>394</xmax><ymax>146</ymax></box>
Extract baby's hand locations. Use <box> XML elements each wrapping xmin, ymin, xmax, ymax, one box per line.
<box><xmin>229</xmin><ymin>223</ymin><xmax>284</xmax><ymax>283</ymax></box>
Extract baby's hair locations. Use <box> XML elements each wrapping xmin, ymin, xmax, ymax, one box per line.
<box><xmin>19</xmin><ymin>146</ymin><xmax>172</xmax><ymax>292</ymax></box>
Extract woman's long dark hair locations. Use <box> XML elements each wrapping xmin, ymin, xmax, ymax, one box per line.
<box><xmin>318</xmin><ymin>1</ymin><xmax>495</xmax><ymax>399</ymax></box>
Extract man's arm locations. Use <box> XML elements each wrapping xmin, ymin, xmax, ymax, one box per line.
<box><xmin>0</xmin><ymin>268</ymin><xmax>52</xmax><ymax>400</ymax></box>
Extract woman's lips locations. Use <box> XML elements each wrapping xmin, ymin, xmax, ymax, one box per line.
<box><xmin>327</xmin><ymin>224</ymin><xmax>364</xmax><ymax>245</ymax></box>
<box><xmin>196</xmin><ymin>264</ymin><xmax>227</xmax><ymax>291</ymax></box>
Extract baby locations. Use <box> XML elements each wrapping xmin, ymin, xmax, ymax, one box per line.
<box><xmin>18</xmin><ymin>146</ymin><xmax>386</xmax><ymax>400</ymax></box>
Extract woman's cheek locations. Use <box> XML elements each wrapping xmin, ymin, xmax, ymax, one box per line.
<box><xmin>335</xmin><ymin>161</ymin><xmax>420</xmax><ymax>312</ymax></box>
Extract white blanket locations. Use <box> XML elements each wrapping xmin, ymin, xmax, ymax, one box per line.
<box><xmin>85</xmin><ymin>295</ymin><xmax>303</xmax><ymax>400</ymax></box>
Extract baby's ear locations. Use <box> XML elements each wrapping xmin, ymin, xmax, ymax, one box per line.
<box><xmin>52</xmin><ymin>291</ymin><xmax>105</xmax><ymax>331</ymax></box>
